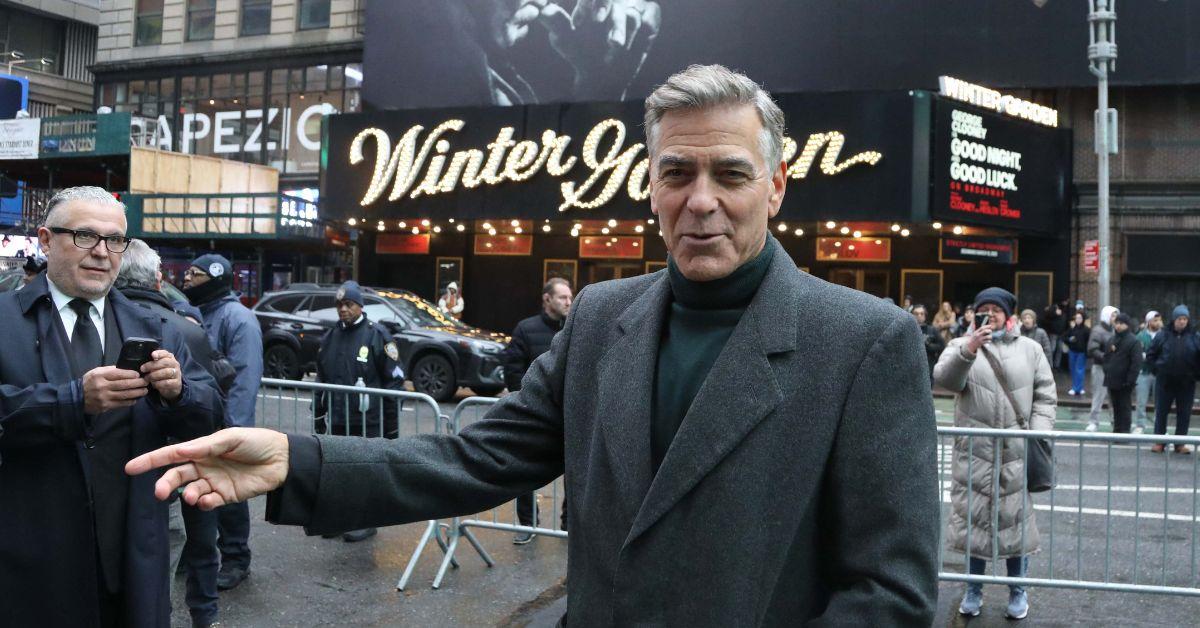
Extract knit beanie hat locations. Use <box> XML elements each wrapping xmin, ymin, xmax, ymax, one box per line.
<box><xmin>973</xmin><ymin>287</ymin><xmax>1016</xmax><ymax>318</ymax></box>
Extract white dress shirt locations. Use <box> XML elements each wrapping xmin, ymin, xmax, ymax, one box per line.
<box><xmin>46</xmin><ymin>277</ymin><xmax>107</xmax><ymax>351</ymax></box>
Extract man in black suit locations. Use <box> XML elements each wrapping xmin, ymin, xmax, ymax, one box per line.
<box><xmin>0</xmin><ymin>186</ymin><xmax>223</xmax><ymax>628</ymax></box>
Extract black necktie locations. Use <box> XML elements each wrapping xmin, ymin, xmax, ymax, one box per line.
<box><xmin>68</xmin><ymin>298</ymin><xmax>102</xmax><ymax>377</ymax></box>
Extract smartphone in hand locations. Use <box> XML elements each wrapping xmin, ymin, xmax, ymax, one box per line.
<box><xmin>974</xmin><ymin>313</ymin><xmax>990</xmax><ymax>330</ymax></box>
<box><xmin>116</xmin><ymin>337</ymin><xmax>160</xmax><ymax>373</ymax></box>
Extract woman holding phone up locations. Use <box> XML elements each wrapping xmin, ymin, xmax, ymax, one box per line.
<box><xmin>934</xmin><ymin>287</ymin><xmax>1057</xmax><ymax>621</ymax></box>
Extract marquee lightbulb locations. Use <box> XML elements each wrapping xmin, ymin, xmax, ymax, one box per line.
<box><xmin>482</xmin><ymin>222</ymin><xmax>493</xmax><ymax>231</ymax></box>
<box><xmin>647</xmin><ymin>219</ymin><xmax>655</xmax><ymax>225</ymax></box>
<box><xmin>839</xmin><ymin>226</ymin><xmax>850</xmax><ymax>235</ymax></box>
<box><xmin>488</xmin><ymin>228</ymin><xmax>497</xmax><ymax>236</ymax></box>
<box><xmin>952</xmin><ymin>226</ymin><xmax>964</xmax><ymax>235</ymax></box>
<box><xmin>456</xmin><ymin>224</ymin><xmax>465</xmax><ymax>232</ymax></box>
<box><xmin>634</xmin><ymin>225</ymin><xmax>644</xmax><ymax>233</ymax></box>
<box><xmin>932</xmin><ymin>222</ymin><xmax>943</xmax><ymax>229</ymax></box>
<box><xmin>433</xmin><ymin>226</ymin><xmax>442</xmax><ymax>233</ymax></box>
<box><xmin>852</xmin><ymin>230</ymin><xmax>862</xmax><ymax>238</ymax></box>
<box><xmin>825</xmin><ymin>221</ymin><xmax>837</xmax><ymax>229</ymax></box>
<box><xmin>542</xmin><ymin>224</ymin><xmax>551</xmax><ymax>233</ymax></box>
<box><xmin>607</xmin><ymin>219</ymin><xmax>617</xmax><ymax>228</ymax></box>
<box><xmin>348</xmin><ymin>218</ymin><xmax>358</xmax><ymax>226</ymax></box>
<box><xmin>515</xmin><ymin>227</ymin><xmax>523</xmax><ymax>234</ymax></box>
<box><xmin>377</xmin><ymin>223</ymin><xmax>384</xmax><ymax>231</ymax></box>
<box><xmin>411</xmin><ymin>227</ymin><xmax>419</xmax><ymax>235</ymax></box>
<box><xmin>421</xmin><ymin>219</ymin><xmax>430</xmax><ymax>227</ymax></box>
<box><xmin>777</xmin><ymin>223</ymin><xmax>788</xmax><ymax>232</ymax></box>
<box><xmin>398</xmin><ymin>221</ymin><xmax>407</xmax><ymax>229</ymax></box>
<box><xmin>601</xmin><ymin>227</ymin><xmax>610</xmax><ymax>235</ymax></box>
<box><xmin>900</xmin><ymin>229</ymin><xmax>911</xmax><ymax>237</ymax></box>
<box><xmin>890</xmin><ymin>224</ymin><xmax>901</xmax><ymax>232</ymax></box>
<box><xmin>794</xmin><ymin>228</ymin><xmax>804</xmax><ymax>236</ymax></box>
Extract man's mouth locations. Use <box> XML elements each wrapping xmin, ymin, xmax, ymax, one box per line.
<box><xmin>680</xmin><ymin>233</ymin><xmax>725</xmax><ymax>244</ymax></box>
<box><xmin>80</xmin><ymin>266</ymin><xmax>108</xmax><ymax>274</ymax></box>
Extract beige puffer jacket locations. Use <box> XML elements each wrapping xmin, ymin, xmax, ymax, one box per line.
<box><xmin>933</xmin><ymin>333</ymin><xmax>1057</xmax><ymax>560</ymax></box>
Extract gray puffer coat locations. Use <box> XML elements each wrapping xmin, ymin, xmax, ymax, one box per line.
<box><xmin>934</xmin><ymin>333</ymin><xmax>1057</xmax><ymax>560</ymax></box>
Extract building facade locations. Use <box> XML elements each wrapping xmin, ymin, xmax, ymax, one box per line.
<box><xmin>90</xmin><ymin>0</ymin><xmax>364</xmax><ymax>299</ymax></box>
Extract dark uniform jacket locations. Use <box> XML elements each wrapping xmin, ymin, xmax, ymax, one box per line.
<box><xmin>267</xmin><ymin>238</ymin><xmax>940</xmax><ymax>626</ymax></box>
<box><xmin>315</xmin><ymin>315</ymin><xmax>404</xmax><ymax>437</ymax></box>
<box><xmin>0</xmin><ymin>275</ymin><xmax>223</xmax><ymax>628</ymax></box>
<box><xmin>501</xmin><ymin>311</ymin><xmax>564</xmax><ymax>391</ymax></box>
<box><xmin>1147</xmin><ymin>324</ymin><xmax>1200</xmax><ymax>380</ymax></box>
<box><xmin>1103</xmin><ymin>329</ymin><xmax>1144</xmax><ymax>390</ymax></box>
<box><xmin>1065</xmin><ymin>323</ymin><xmax>1091</xmax><ymax>353</ymax></box>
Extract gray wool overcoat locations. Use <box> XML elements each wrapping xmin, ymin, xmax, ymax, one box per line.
<box><xmin>271</xmin><ymin>238</ymin><xmax>940</xmax><ymax>626</ymax></box>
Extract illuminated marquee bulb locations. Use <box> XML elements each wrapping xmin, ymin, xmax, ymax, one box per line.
<box><xmin>398</xmin><ymin>221</ymin><xmax>407</xmax><ymax>228</ymax></box>
<box><xmin>508</xmin><ymin>236</ymin><xmax>515</xmax><ymax>242</ymax></box>
<box><xmin>848</xmin><ymin>244</ymin><xmax>856</xmax><ymax>251</ymax></box>
<box><xmin>601</xmin><ymin>227</ymin><xmax>610</xmax><ymax>235</ymax></box>
<box><xmin>542</xmin><ymin>224</ymin><xmax>551</xmax><ymax>233</ymax></box>
<box><xmin>825</xmin><ymin>221</ymin><xmax>836</xmax><ymax>229</ymax></box>
<box><xmin>411</xmin><ymin>227</ymin><xmax>419</xmax><ymax>235</ymax></box>
<box><xmin>932</xmin><ymin>222</ymin><xmax>943</xmax><ymax>229</ymax></box>
<box><xmin>952</xmin><ymin>226</ymin><xmax>964</xmax><ymax>235</ymax></box>
<box><xmin>433</xmin><ymin>226</ymin><xmax>442</xmax><ymax>234</ymax></box>
<box><xmin>647</xmin><ymin>219</ymin><xmax>655</xmax><ymax>225</ymax></box>
<box><xmin>795</xmin><ymin>228</ymin><xmax>805</xmax><ymax>236</ymax></box>
<box><xmin>573</xmin><ymin>223</ymin><xmax>583</xmax><ymax>232</ymax></box>
<box><xmin>515</xmin><ymin>227</ymin><xmax>523</xmax><ymax>234</ymax></box>
<box><xmin>607</xmin><ymin>219</ymin><xmax>617</xmax><ymax>228</ymax></box>
<box><xmin>488</xmin><ymin>228</ymin><xmax>497</xmax><ymax>236</ymax></box>
<box><xmin>421</xmin><ymin>219</ymin><xmax>430</xmax><ymax>227</ymax></box>
<box><xmin>456</xmin><ymin>224</ymin><xmax>465</xmax><ymax>232</ymax></box>
<box><xmin>834</xmin><ymin>241</ymin><xmax>842</xmax><ymax>248</ymax></box>
<box><xmin>634</xmin><ymin>225</ymin><xmax>644</xmax><ymax>234</ymax></box>
<box><xmin>510</xmin><ymin>219</ymin><xmax>520</xmax><ymax>227</ymax></box>
<box><xmin>777</xmin><ymin>223</ymin><xmax>788</xmax><ymax>232</ymax></box>
<box><xmin>839</xmin><ymin>226</ymin><xmax>850</xmax><ymax>235</ymax></box>
<box><xmin>482</xmin><ymin>222</ymin><xmax>493</xmax><ymax>231</ymax></box>
<box><xmin>900</xmin><ymin>229</ymin><xmax>911</xmax><ymax>237</ymax></box>
<box><xmin>890</xmin><ymin>224</ymin><xmax>901</xmax><ymax>232</ymax></box>
<box><xmin>852</xmin><ymin>230</ymin><xmax>862</xmax><ymax>238</ymax></box>
<box><xmin>348</xmin><ymin>218</ymin><xmax>358</xmax><ymax>226</ymax></box>
<box><xmin>570</xmin><ymin>229</ymin><xmax>580</xmax><ymax>237</ymax></box>
<box><xmin>448</xmin><ymin>218</ymin><xmax>456</xmax><ymax>224</ymax></box>
<box><xmin>874</xmin><ymin>239</ymin><xmax>882</xmax><ymax>245</ymax></box>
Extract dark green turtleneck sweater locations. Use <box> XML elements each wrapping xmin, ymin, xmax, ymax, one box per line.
<box><xmin>651</xmin><ymin>236</ymin><xmax>776</xmax><ymax>472</ymax></box>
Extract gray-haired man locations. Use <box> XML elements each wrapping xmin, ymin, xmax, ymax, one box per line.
<box><xmin>130</xmin><ymin>65</ymin><xmax>939</xmax><ymax>625</ymax></box>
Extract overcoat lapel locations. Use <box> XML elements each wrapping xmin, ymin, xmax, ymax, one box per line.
<box><xmin>595</xmin><ymin>273</ymin><xmax>671</xmax><ymax>526</ymax></box>
<box><xmin>627</xmin><ymin>242</ymin><xmax>801</xmax><ymax>543</ymax></box>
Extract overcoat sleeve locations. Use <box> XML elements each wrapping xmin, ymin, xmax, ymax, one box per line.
<box><xmin>0</xmin><ymin>380</ymin><xmax>86</xmax><ymax>449</ymax></box>
<box><xmin>153</xmin><ymin>322</ymin><xmax>225</xmax><ymax>442</ymax></box>
<box><xmin>268</xmin><ymin>289</ymin><xmax>583</xmax><ymax>534</ymax></box>
<box><xmin>809</xmin><ymin>314</ymin><xmax>939</xmax><ymax>626</ymax></box>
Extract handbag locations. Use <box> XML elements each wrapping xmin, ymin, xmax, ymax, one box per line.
<box><xmin>980</xmin><ymin>346</ymin><xmax>1056</xmax><ymax>493</ymax></box>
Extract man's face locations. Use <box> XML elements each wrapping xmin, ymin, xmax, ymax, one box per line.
<box><xmin>183</xmin><ymin>266</ymin><xmax>210</xmax><ymax>289</ymax></box>
<box><xmin>543</xmin><ymin>283</ymin><xmax>573</xmax><ymax>320</ymax></box>
<box><xmin>1175</xmin><ymin>316</ymin><xmax>1190</xmax><ymax>333</ymax></box>
<box><xmin>650</xmin><ymin>104</ymin><xmax>786</xmax><ymax>282</ymax></box>
<box><xmin>37</xmin><ymin>200</ymin><xmax>126</xmax><ymax>300</ymax></box>
<box><xmin>912</xmin><ymin>307</ymin><xmax>927</xmax><ymax>325</ymax></box>
<box><xmin>337</xmin><ymin>299</ymin><xmax>363</xmax><ymax>324</ymax></box>
<box><xmin>1115</xmin><ymin>321</ymin><xmax>1129</xmax><ymax>333</ymax></box>
<box><xmin>977</xmin><ymin>304</ymin><xmax>1007</xmax><ymax>330</ymax></box>
<box><xmin>1149</xmin><ymin>315</ymin><xmax>1163</xmax><ymax>332</ymax></box>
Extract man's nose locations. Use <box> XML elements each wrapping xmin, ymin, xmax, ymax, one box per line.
<box><xmin>89</xmin><ymin>243</ymin><xmax>108</xmax><ymax>258</ymax></box>
<box><xmin>683</xmin><ymin>174</ymin><xmax>720</xmax><ymax>215</ymax></box>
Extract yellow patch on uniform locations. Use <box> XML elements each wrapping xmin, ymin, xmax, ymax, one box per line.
<box><xmin>385</xmin><ymin>342</ymin><xmax>400</xmax><ymax>361</ymax></box>
<box><xmin>357</xmin><ymin>345</ymin><xmax>370</xmax><ymax>362</ymax></box>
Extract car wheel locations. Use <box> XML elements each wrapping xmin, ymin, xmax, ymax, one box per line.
<box><xmin>412</xmin><ymin>354</ymin><xmax>456</xmax><ymax>402</ymax></box>
<box><xmin>264</xmin><ymin>344</ymin><xmax>300</xmax><ymax>380</ymax></box>
<box><xmin>470</xmin><ymin>385</ymin><xmax>504</xmax><ymax>397</ymax></box>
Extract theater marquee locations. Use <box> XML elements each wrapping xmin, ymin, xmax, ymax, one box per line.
<box><xmin>321</xmin><ymin>92</ymin><xmax>929</xmax><ymax>223</ymax></box>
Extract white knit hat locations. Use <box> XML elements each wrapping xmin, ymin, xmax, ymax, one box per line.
<box><xmin>1146</xmin><ymin>310</ymin><xmax>1160</xmax><ymax>324</ymax></box>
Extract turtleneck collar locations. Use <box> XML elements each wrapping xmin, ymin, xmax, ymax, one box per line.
<box><xmin>667</xmin><ymin>234</ymin><xmax>776</xmax><ymax>310</ymax></box>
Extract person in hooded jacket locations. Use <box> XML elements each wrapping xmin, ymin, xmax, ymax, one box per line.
<box><xmin>1065</xmin><ymin>311</ymin><xmax>1090</xmax><ymax>395</ymax></box>
<box><xmin>1086</xmin><ymin>305</ymin><xmax>1119</xmax><ymax>432</ymax></box>
<box><xmin>1146</xmin><ymin>305</ymin><xmax>1200</xmax><ymax>454</ymax></box>
<box><xmin>934</xmin><ymin>287</ymin><xmax>1056</xmax><ymax>621</ymax></box>
<box><xmin>438</xmin><ymin>281</ymin><xmax>465</xmax><ymax>320</ymax></box>
<box><xmin>182</xmin><ymin>253</ymin><xmax>263</xmax><ymax>591</ymax></box>
<box><xmin>1103</xmin><ymin>313</ymin><xmax>1143</xmax><ymax>436</ymax></box>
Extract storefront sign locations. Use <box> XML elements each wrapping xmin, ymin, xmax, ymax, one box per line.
<box><xmin>930</xmin><ymin>99</ymin><xmax>1070</xmax><ymax>235</ymax></box>
<box><xmin>815</xmin><ymin>237</ymin><xmax>891</xmax><ymax>262</ymax></box>
<box><xmin>324</xmin><ymin>92</ymin><xmax>922</xmax><ymax>223</ymax></box>
<box><xmin>580</xmin><ymin>236</ymin><xmax>643</xmax><ymax>259</ymax></box>
<box><xmin>940</xmin><ymin>236</ymin><xmax>1017</xmax><ymax>264</ymax></box>
<box><xmin>376</xmin><ymin>233</ymin><xmax>430</xmax><ymax>255</ymax></box>
<box><xmin>938</xmin><ymin>76</ymin><xmax>1058</xmax><ymax>127</ymax></box>
<box><xmin>1082</xmin><ymin>239</ymin><xmax>1100</xmax><ymax>273</ymax></box>
<box><xmin>475</xmin><ymin>234</ymin><xmax>533</xmax><ymax>255</ymax></box>
<box><xmin>0</xmin><ymin>118</ymin><xmax>39</xmax><ymax>159</ymax></box>
<box><xmin>131</xmin><ymin>103</ymin><xmax>337</xmax><ymax>160</ymax></box>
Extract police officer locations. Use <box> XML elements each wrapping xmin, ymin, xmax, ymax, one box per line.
<box><xmin>314</xmin><ymin>280</ymin><xmax>406</xmax><ymax>542</ymax></box>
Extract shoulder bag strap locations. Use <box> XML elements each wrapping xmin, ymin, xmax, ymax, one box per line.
<box><xmin>979</xmin><ymin>345</ymin><xmax>1029</xmax><ymax>430</ymax></box>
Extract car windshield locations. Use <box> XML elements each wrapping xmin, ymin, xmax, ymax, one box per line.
<box><xmin>375</xmin><ymin>290</ymin><xmax>464</xmax><ymax>329</ymax></box>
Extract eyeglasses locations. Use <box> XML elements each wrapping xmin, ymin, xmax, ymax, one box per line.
<box><xmin>48</xmin><ymin>227</ymin><xmax>131</xmax><ymax>253</ymax></box>
<box><xmin>183</xmin><ymin>268</ymin><xmax>208</xmax><ymax>278</ymax></box>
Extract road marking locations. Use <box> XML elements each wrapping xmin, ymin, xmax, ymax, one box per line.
<box><xmin>940</xmin><ymin>491</ymin><xmax>1200</xmax><ymax>523</ymax></box>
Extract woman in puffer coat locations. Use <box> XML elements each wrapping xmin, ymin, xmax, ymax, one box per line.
<box><xmin>934</xmin><ymin>287</ymin><xmax>1057</xmax><ymax>621</ymax></box>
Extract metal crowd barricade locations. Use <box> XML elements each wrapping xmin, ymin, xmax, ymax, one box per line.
<box><xmin>938</xmin><ymin>426</ymin><xmax>1200</xmax><ymax>597</ymax></box>
<box><xmin>254</xmin><ymin>377</ymin><xmax>456</xmax><ymax>591</ymax></box>
<box><xmin>423</xmin><ymin>397</ymin><xmax>568</xmax><ymax>590</ymax></box>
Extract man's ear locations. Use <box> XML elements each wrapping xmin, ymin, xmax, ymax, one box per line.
<box><xmin>766</xmin><ymin>159</ymin><xmax>787</xmax><ymax>219</ymax></box>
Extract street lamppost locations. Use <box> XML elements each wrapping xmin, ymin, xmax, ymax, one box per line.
<box><xmin>1088</xmin><ymin>0</ymin><xmax>1117</xmax><ymax>309</ymax></box>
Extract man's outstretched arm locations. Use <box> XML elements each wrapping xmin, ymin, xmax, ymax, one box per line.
<box><xmin>128</xmin><ymin>287</ymin><xmax>589</xmax><ymax>534</ymax></box>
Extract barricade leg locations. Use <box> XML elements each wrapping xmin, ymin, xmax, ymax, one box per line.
<box><xmin>397</xmin><ymin>520</ymin><xmax>439</xmax><ymax>591</ymax></box>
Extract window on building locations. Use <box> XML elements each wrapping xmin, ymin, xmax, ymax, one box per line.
<box><xmin>135</xmin><ymin>0</ymin><xmax>164</xmax><ymax>46</ymax></box>
<box><xmin>241</xmin><ymin>0</ymin><xmax>272</xmax><ymax>36</ymax></box>
<box><xmin>187</xmin><ymin>0</ymin><xmax>216</xmax><ymax>41</ymax></box>
<box><xmin>0</xmin><ymin>7</ymin><xmax>66</xmax><ymax>74</ymax></box>
<box><xmin>298</xmin><ymin>0</ymin><xmax>331</xmax><ymax>30</ymax></box>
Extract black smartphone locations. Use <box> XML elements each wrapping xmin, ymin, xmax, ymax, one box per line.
<box><xmin>974</xmin><ymin>313</ymin><xmax>990</xmax><ymax>329</ymax></box>
<box><xmin>116</xmin><ymin>337</ymin><xmax>160</xmax><ymax>373</ymax></box>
